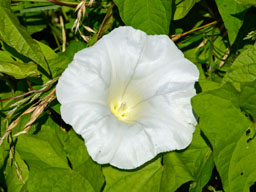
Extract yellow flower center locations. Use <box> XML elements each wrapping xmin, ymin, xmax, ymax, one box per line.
<box><xmin>109</xmin><ymin>94</ymin><xmax>142</xmax><ymax>123</ymax></box>
<box><xmin>108</xmin><ymin>84</ymin><xmax>142</xmax><ymax>123</ymax></box>
<box><xmin>110</xmin><ymin>101</ymin><xmax>130</xmax><ymax>121</ymax></box>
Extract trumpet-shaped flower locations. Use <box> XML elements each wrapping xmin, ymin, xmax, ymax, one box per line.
<box><xmin>56</xmin><ymin>26</ymin><xmax>199</xmax><ymax>169</ymax></box>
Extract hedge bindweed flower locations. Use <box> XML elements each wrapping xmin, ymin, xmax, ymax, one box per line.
<box><xmin>56</xmin><ymin>26</ymin><xmax>199</xmax><ymax>169</ymax></box>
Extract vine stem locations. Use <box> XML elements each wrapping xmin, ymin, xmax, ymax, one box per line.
<box><xmin>0</xmin><ymin>86</ymin><xmax>52</xmax><ymax>102</ymax></box>
<box><xmin>171</xmin><ymin>20</ymin><xmax>217</xmax><ymax>41</ymax></box>
<box><xmin>48</xmin><ymin>0</ymin><xmax>77</xmax><ymax>8</ymax></box>
<box><xmin>97</xmin><ymin>3</ymin><xmax>115</xmax><ymax>40</ymax></box>
<box><xmin>12</xmin><ymin>0</ymin><xmax>78</xmax><ymax>7</ymax></box>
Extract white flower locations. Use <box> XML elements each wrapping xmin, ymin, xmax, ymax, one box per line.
<box><xmin>56</xmin><ymin>26</ymin><xmax>199</xmax><ymax>169</ymax></box>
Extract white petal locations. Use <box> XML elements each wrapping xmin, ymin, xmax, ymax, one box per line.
<box><xmin>109</xmin><ymin>126</ymin><xmax>156</xmax><ymax>169</ymax></box>
<box><xmin>56</xmin><ymin>26</ymin><xmax>199</xmax><ymax>170</ymax></box>
<box><xmin>82</xmin><ymin>116</ymin><xmax>125</xmax><ymax>164</ymax></box>
<box><xmin>56</xmin><ymin>41</ymin><xmax>112</xmax><ymax>105</ymax></box>
<box><xmin>101</xmin><ymin>27</ymin><xmax>148</xmax><ymax>100</ymax></box>
<box><xmin>137</xmin><ymin>89</ymin><xmax>197</xmax><ymax>152</ymax></box>
<box><xmin>79</xmin><ymin>89</ymin><xmax>196</xmax><ymax>169</ymax></box>
<box><xmin>82</xmin><ymin>115</ymin><xmax>156</xmax><ymax>169</ymax></box>
<box><xmin>105</xmin><ymin>90</ymin><xmax>197</xmax><ymax>169</ymax></box>
<box><xmin>60</xmin><ymin>101</ymin><xmax>110</xmax><ymax>134</ymax></box>
<box><xmin>125</xmin><ymin>34</ymin><xmax>199</xmax><ymax>102</ymax></box>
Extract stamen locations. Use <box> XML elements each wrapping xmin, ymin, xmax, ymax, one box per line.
<box><xmin>111</xmin><ymin>101</ymin><xmax>130</xmax><ymax>121</ymax></box>
<box><xmin>116</xmin><ymin>102</ymin><xmax>127</xmax><ymax>114</ymax></box>
<box><xmin>109</xmin><ymin>90</ymin><xmax>141</xmax><ymax>123</ymax></box>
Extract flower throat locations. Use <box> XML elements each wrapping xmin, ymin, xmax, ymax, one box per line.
<box><xmin>110</xmin><ymin>101</ymin><xmax>130</xmax><ymax>122</ymax></box>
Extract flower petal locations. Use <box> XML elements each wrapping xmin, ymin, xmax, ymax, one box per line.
<box><xmin>107</xmin><ymin>89</ymin><xmax>196</xmax><ymax>169</ymax></box>
<box><xmin>100</xmin><ymin>27</ymin><xmax>148</xmax><ymax>101</ymax></box>
<box><xmin>77</xmin><ymin>90</ymin><xmax>196</xmax><ymax>169</ymax></box>
<box><xmin>60</xmin><ymin>101</ymin><xmax>110</xmax><ymax>134</ymax></box>
<box><xmin>56</xmin><ymin>43</ymin><xmax>112</xmax><ymax>105</ymax></box>
<box><xmin>125</xmin><ymin>34</ymin><xmax>199</xmax><ymax>102</ymax></box>
<box><xmin>56</xmin><ymin>26</ymin><xmax>199</xmax><ymax>170</ymax></box>
<box><xmin>137</xmin><ymin>89</ymin><xmax>197</xmax><ymax>152</ymax></box>
<box><xmin>82</xmin><ymin>115</ymin><xmax>156</xmax><ymax>169</ymax></box>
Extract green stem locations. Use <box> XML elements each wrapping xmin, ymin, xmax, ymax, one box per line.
<box><xmin>12</xmin><ymin>0</ymin><xmax>78</xmax><ymax>6</ymax></box>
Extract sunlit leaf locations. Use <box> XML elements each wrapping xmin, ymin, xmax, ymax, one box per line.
<box><xmin>0</xmin><ymin>61</ymin><xmax>39</xmax><ymax>79</ymax></box>
<box><xmin>103</xmin><ymin>158</ymin><xmax>163</xmax><ymax>192</ymax></box>
<box><xmin>26</xmin><ymin>168</ymin><xmax>96</xmax><ymax>192</ymax></box>
<box><xmin>173</xmin><ymin>0</ymin><xmax>199</xmax><ymax>20</ymax></box>
<box><xmin>64</xmin><ymin>130</ymin><xmax>105</xmax><ymax>192</ymax></box>
<box><xmin>48</xmin><ymin>41</ymin><xmax>86</xmax><ymax>77</ymax></box>
<box><xmin>161</xmin><ymin>128</ymin><xmax>213</xmax><ymax>192</ymax></box>
<box><xmin>223</xmin><ymin>43</ymin><xmax>256</xmax><ymax>89</ymax></box>
<box><xmin>4</xmin><ymin>151</ymin><xmax>29</xmax><ymax>192</ymax></box>
<box><xmin>216</xmin><ymin>0</ymin><xmax>249</xmax><ymax>44</ymax></box>
<box><xmin>192</xmin><ymin>82</ymin><xmax>256</xmax><ymax>192</ymax></box>
<box><xmin>0</xmin><ymin>6</ymin><xmax>49</xmax><ymax>73</ymax></box>
<box><xmin>16</xmin><ymin>117</ymin><xmax>105</xmax><ymax>192</ymax></box>
<box><xmin>113</xmin><ymin>0</ymin><xmax>173</xmax><ymax>34</ymax></box>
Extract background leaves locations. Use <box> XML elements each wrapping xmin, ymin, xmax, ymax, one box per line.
<box><xmin>113</xmin><ymin>0</ymin><xmax>173</xmax><ymax>35</ymax></box>
<box><xmin>1</xmin><ymin>0</ymin><xmax>256</xmax><ymax>191</ymax></box>
<box><xmin>173</xmin><ymin>0</ymin><xmax>200</xmax><ymax>20</ymax></box>
<box><xmin>215</xmin><ymin>0</ymin><xmax>249</xmax><ymax>44</ymax></box>
<box><xmin>0</xmin><ymin>61</ymin><xmax>39</xmax><ymax>79</ymax></box>
<box><xmin>0</xmin><ymin>3</ymin><xmax>49</xmax><ymax>74</ymax></box>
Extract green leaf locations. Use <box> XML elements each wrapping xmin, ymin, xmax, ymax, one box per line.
<box><xmin>24</xmin><ymin>13</ymin><xmax>47</xmax><ymax>35</ymax></box>
<box><xmin>223</xmin><ymin>43</ymin><xmax>256</xmax><ymax>89</ymax></box>
<box><xmin>49</xmin><ymin>41</ymin><xmax>86</xmax><ymax>77</ymax></box>
<box><xmin>113</xmin><ymin>0</ymin><xmax>173</xmax><ymax>35</ymax></box>
<box><xmin>16</xmin><ymin>126</ymin><xmax>69</xmax><ymax>169</ymax></box>
<box><xmin>63</xmin><ymin>130</ymin><xmax>105</xmax><ymax>192</ymax></box>
<box><xmin>228</xmin><ymin>124</ymin><xmax>256</xmax><ymax>192</ymax></box>
<box><xmin>16</xmin><ymin>116</ymin><xmax>104</xmax><ymax>192</ymax></box>
<box><xmin>15</xmin><ymin>117</ymin><xmax>69</xmax><ymax>170</ymax></box>
<box><xmin>215</xmin><ymin>0</ymin><xmax>249</xmax><ymax>44</ymax></box>
<box><xmin>103</xmin><ymin>157</ymin><xmax>163</xmax><ymax>192</ymax></box>
<box><xmin>19</xmin><ymin>5</ymin><xmax>61</xmax><ymax>13</ymax></box>
<box><xmin>173</xmin><ymin>0</ymin><xmax>199</xmax><ymax>20</ymax></box>
<box><xmin>4</xmin><ymin>151</ymin><xmax>29</xmax><ymax>192</ymax></box>
<box><xmin>0</xmin><ymin>50</ymin><xmax>15</xmax><ymax>62</ymax></box>
<box><xmin>26</xmin><ymin>168</ymin><xmax>95</xmax><ymax>192</ymax></box>
<box><xmin>10</xmin><ymin>1</ymin><xmax>49</xmax><ymax>34</ymax></box>
<box><xmin>199</xmin><ymin>79</ymin><xmax>221</xmax><ymax>92</ymax></box>
<box><xmin>0</xmin><ymin>61</ymin><xmax>40</xmax><ymax>79</ymax></box>
<box><xmin>0</xmin><ymin>0</ymin><xmax>10</xmax><ymax>8</ymax></box>
<box><xmin>0</xmin><ymin>7</ymin><xmax>49</xmax><ymax>73</ymax></box>
<box><xmin>36</xmin><ymin>41</ymin><xmax>58</xmax><ymax>61</ymax></box>
<box><xmin>161</xmin><ymin>128</ymin><xmax>214</xmax><ymax>192</ymax></box>
<box><xmin>192</xmin><ymin>83</ymin><xmax>256</xmax><ymax>192</ymax></box>
<box><xmin>0</xmin><ymin>140</ymin><xmax>9</xmax><ymax>188</ymax></box>
<box><xmin>36</xmin><ymin>41</ymin><xmax>59</xmax><ymax>83</ymax></box>
<box><xmin>239</xmin><ymin>81</ymin><xmax>256</xmax><ymax>119</ymax></box>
